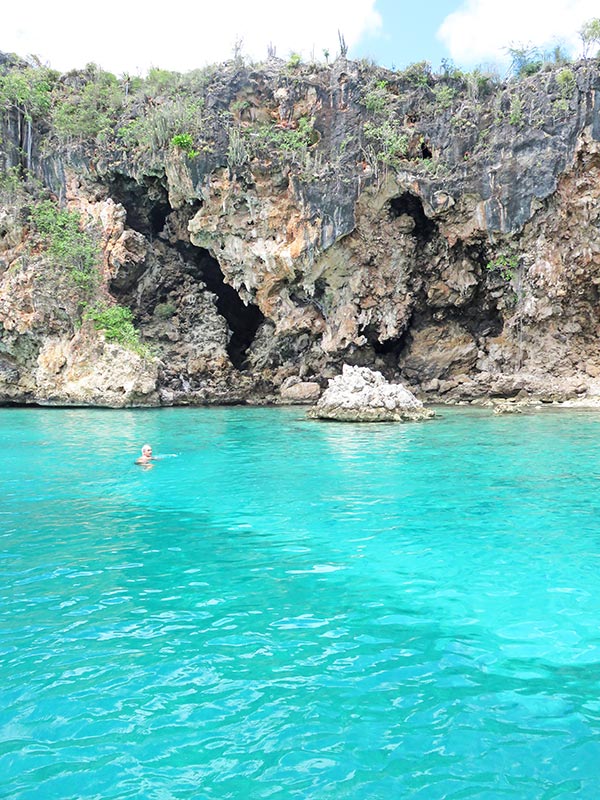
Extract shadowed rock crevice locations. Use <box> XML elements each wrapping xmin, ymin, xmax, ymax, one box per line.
<box><xmin>359</xmin><ymin>322</ymin><xmax>412</xmax><ymax>359</ymax></box>
<box><xmin>175</xmin><ymin>242</ymin><xmax>264</xmax><ymax>369</ymax></box>
<box><xmin>108</xmin><ymin>175</ymin><xmax>171</xmax><ymax>237</ymax></box>
<box><xmin>4</xmin><ymin>56</ymin><xmax>600</xmax><ymax>407</ymax></box>
<box><xmin>389</xmin><ymin>192</ymin><xmax>437</xmax><ymax>243</ymax></box>
<box><xmin>452</xmin><ymin>241</ymin><xmax>505</xmax><ymax>339</ymax></box>
<box><xmin>445</xmin><ymin>301</ymin><xmax>504</xmax><ymax>340</ymax></box>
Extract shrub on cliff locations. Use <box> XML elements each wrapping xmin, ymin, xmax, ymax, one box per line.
<box><xmin>84</xmin><ymin>303</ymin><xmax>151</xmax><ymax>357</ymax></box>
<box><xmin>245</xmin><ymin>116</ymin><xmax>317</xmax><ymax>160</ymax></box>
<box><xmin>362</xmin><ymin>120</ymin><xmax>409</xmax><ymax>167</ymax></box>
<box><xmin>29</xmin><ymin>200</ymin><xmax>100</xmax><ymax>291</ymax></box>
<box><xmin>51</xmin><ymin>66</ymin><xmax>123</xmax><ymax>142</ymax></box>
<box><xmin>580</xmin><ymin>18</ymin><xmax>600</xmax><ymax>59</ymax></box>
<box><xmin>399</xmin><ymin>61</ymin><xmax>432</xmax><ymax>87</ymax></box>
<box><xmin>117</xmin><ymin>97</ymin><xmax>207</xmax><ymax>162</ymax></box>
<box><xmin>0</xmin><ymin>166</ymin><xmax>27</xmax><ymax>203</ymax></box>
<box><xmin>434</xmin><ymin>84</ymin><xmax>457</xmax><ymax>109</ymax></box>
<box><xmin>0</xmin><ymin>64</ymin><xmax>56</xmax><ymax>121</ymax></box>
<box><xmin>363</xmin><ymin>80</ymin><xmax>391</xmax><ymax>114</ymax></box>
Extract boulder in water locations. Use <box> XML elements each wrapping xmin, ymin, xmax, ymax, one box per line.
<box><xmin>308</xmin><ymin>365</ymin><xmax>434</xmax><ymax>422</ymax></box>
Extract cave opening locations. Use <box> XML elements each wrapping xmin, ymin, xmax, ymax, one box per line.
<box><xmin>149</xmin><ymin>202</ymin><xmax>171</xmax><ymax>237</ymax></box>
<box><xmin>176</xmin><ymin>242</ymin><xmax>265</xmax><ymax>369</ymax></box>
<box><xmin>372</xmin><ymin>334</ymin><xmax>407</xmax><ymax>356</ymax></box>
<box><xmin>389</xmin><ymin>192</ymin><xmax>437</xmax><ymax>243</ymax></box>
<box><xmin>359</xmin><ymin>322</ymin><xmax>412</xmax><ymax>359</ymax></box>
<box><xmin>444</xmin><ymin>303</ymin><xmax>505</xmax><ymax>339</ymax></box>
<box><xmin>107</xmin><ymin>174</ymin><xmax>171</xmax><ymax>238</ymax></box>
<box><xmin>420</xmin><ymin>141</ymin><xmax>433</xmax><ymax>159</ymax></box>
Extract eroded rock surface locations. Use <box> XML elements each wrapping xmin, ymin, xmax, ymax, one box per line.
<box><xmin>2</xmin><ymin>56</ymin><xmax>600</xmax><ymax>406</ymax></box>
<box><xmin>308</xmin><ymin>364</ymin><xmax>434</xmax><ymax>421</ymax></box>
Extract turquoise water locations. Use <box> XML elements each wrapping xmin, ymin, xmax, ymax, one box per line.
<box><xmin>2</xmin><ymin>406</ymin><xmax>600</xmax><ymax>799</ymax></box>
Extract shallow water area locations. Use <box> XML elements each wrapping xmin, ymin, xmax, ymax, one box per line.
<box><xmin>2</xmin><ymin>405</ymin><xmax>600</xmax><ymax>799</ymax></box>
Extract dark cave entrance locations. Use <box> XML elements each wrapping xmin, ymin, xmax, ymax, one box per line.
<box><xmin>106</xmin><ymin>174</ymin><xmax>264</xmax><ymax>370</ymax></box>
<box><xmin>358</xmin><ymin>319</ymin><xmax>413</xmax><ymax>362</ymax></box>
<box><xmin>176</xmin><ymin>242</ymin><xmax>265</xmax><ymax>369</ymax></box>
<box><xmin>107</xmin><ymin>174</ymin><xmax>171</xmax><ymax>238</ymax></box>
<box><xmin>372</xmin><ymin>331</ymin><xmax>410</xmax><ymax>356</ymax></box>
<box><xmin>389</xmin><ymin>192</ymin><xmax>437</xmax><ymax>243</ymax></box>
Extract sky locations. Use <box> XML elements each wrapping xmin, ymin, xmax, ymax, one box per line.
<box><xmin>1</xmin><ymin>0</ymin><xmax>598</xmax><ymax>76</ymax></box>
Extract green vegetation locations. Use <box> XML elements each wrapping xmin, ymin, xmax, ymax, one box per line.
<box><xmin>360</xmin><ymin>76</ymin><xmax>411</xmax><ymax>169</ymax></box>
<box><xmin>439</xmin><ymin>58</ymin><xmax>467</xmax><ymax>81</ymax></box>
<box><xmin>0</xmin><ymin>61</ymin><xmax>210</xmax><ymax>158</ymax></box>
<box><xmin>508</xmin><ymin>95</ymin><xmax>523</xmax><ymax>126</ymax></box>
<box><xmin>0</xmin><ymin>65</ymin><xmax>56</xmax><ymax>120</ymax></box>
<box><xmin>84</xmin><ymin>303</ymin><xmax>150</xmax><ymax>356</ymax></box>
<box><xmin>117</xmin><ymin>96</ymin><xmax>207</xmax><ymax>160</ymax></box>
<box><xmin>556</xmin><ymin>67</ymin><xmax>576</xmax><ymax>98</ymax></box>
<box><xmin>486</xmin><ymin>253</ymin><xmax>519</xmax><ymax>281</ymax></box>
<box><xmin>52</xmin><ymin>65</ymin><xmax>123</xmax><ymax>142</ymax></box>
<box><xmin>143</xmin><ymin>68</ymin><xmax>185</xmax><ymax>98</ymax></box>
<box><xmin>170</xmin><ymin>132</ymin><xmax>199</xmax><ymax>158</ymax></box>
<box><xmin>363</xmin><ymin>120</ymin><xmax>409</xmax><ymax>166</ymax></box>
<box><xmin>508</xmin><ymin>42</ymin><xmax>574</xmax><ymax>79</ymax></box>
<box><xmin>509</xmin><ymin>46</ymin><xmax>543</xmax><ymax>78</ymax></box>
<box><xmin>29</xmin><ymin>200</ymin><xmax>100</xmax><ymax>291</ymax></box>
<box><xmin>245</xmin><ymin>116</ymin><xmax>317</xmax><ymax>158</ymax></box>
<box><xmin>553</xmin><ymin>67</ymin><xmax>577</xmax><ymax>113</ymax></box>
<box><xmin>580</xmin><ymin>18</ymin><xmax>600</xmax><ymax>59</ymax></box>
<box><xmin>227</xmin><ymin>125</ymin><xmax>249</xmax><ymax>171</ymax></box>
<box><xmin>141</xmin><ymin>66</ymin><xmax>216</xmax><ymax>98</ymax></box>
<box><xmin>288</xmin><ymin>53</ymin><xmax>302</xmax><ymax>68</ymax></box>
<box><xmin>230</xmin><ymin>98</ymin><xmax>250</xmax><ymax>115</ymax></box>
<box><xmin>399</xmin><ymin>61</ymin><xmax>432</xmax><ymax>87</ymax></box>
<box><xmin>154</xmin><ymin>302</ymin><xmax>177</xmax><ymax>320</ymax></box>
<box><xmin>469</xmin><ymin>68</ymin><xmax>498</xmax><ymax>98</ymax></box>
<box><xmin>434</xmin><ymin>84</ymin><xmax>457</xmax><ymax>109</ymax></box>
<box><xmin>363</xmin><ymin>80</ymin><xmax>390</xmax><ymax>114</ymax></box>
<box><xmin>0</xmin><ymin>166</ymin><xmax>26</xmax><ymax>203</ymax></box>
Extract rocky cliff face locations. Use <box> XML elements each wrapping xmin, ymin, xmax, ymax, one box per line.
<box><xmin>1</xmin><ymin>55</ymin><xmax>600</xmax><ymax>406</ymax></box>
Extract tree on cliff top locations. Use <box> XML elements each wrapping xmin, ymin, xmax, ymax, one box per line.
<box><xmin>580</xmin><ymin>18</ymin><xmax>600</xmax><ymax>59</ymax></box>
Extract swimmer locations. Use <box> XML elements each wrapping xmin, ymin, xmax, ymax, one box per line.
<box><xmin>135</xmin><ymin>444</ymin><xmax>155</xmax><ymax>467</ymax></box>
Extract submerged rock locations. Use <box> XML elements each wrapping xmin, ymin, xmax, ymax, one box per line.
<box><xmin>308</xmin><ymin>365</ymin><xmax>434</xmax><ymax>422</ymax></box>
<box><xmin>492</xmin><ymin>401</ymin><xmax>524</xmax><ymax>415</ymax></box>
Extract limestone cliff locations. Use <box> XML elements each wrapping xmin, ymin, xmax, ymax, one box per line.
<box><xmin>1</xmin><ymin>54</ymin><xmax>600</xmax><ymax>406</ymax></box>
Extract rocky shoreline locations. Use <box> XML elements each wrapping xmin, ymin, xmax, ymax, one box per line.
<box><xmin>2</xmin><ymin>54</ymin><xmax>600</xmax><ymax>408</ymax></box>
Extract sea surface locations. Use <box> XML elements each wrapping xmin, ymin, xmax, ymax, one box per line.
<box><xmin>2</xmin><ymin>405</ymin><xmax>600</xmax><ymax>799</ymax></box>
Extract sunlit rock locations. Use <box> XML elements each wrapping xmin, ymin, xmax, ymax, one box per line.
<box><xmin>308</xmin><ymin>365</ymin><xmax>434</xmax><ymax>422</ymax></box>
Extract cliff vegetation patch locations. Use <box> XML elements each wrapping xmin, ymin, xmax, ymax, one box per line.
<box><xmin>84</xmin><ymin>303</ymin><xmax>151</xmax><ymax>358</ymax></box>
<box><xmin>29</xmin><ymin>200</ymin><xmax>100</xmax><ymax>292</ymax></box>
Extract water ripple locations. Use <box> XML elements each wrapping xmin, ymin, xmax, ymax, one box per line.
<box><xmin>2</xmin><ymin>407</ymin><xmax>600</xmax><ymax>798</ymax></box>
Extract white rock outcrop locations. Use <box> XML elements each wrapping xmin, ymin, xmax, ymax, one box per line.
<box><xmin>308</xmin><ymin>365</ymin><xmax>434</xmax><ymax>422</ymax></box>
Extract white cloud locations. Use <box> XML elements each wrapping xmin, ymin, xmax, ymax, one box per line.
<box><xmin>438</xmin><ymin>0</ymin><xmax>599</xmax><ymax>65</ymax></box>
<box><xmin>0</xmin><ymin>0</ymin><xmax>381</xmax><ymax>75</ymax></box>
